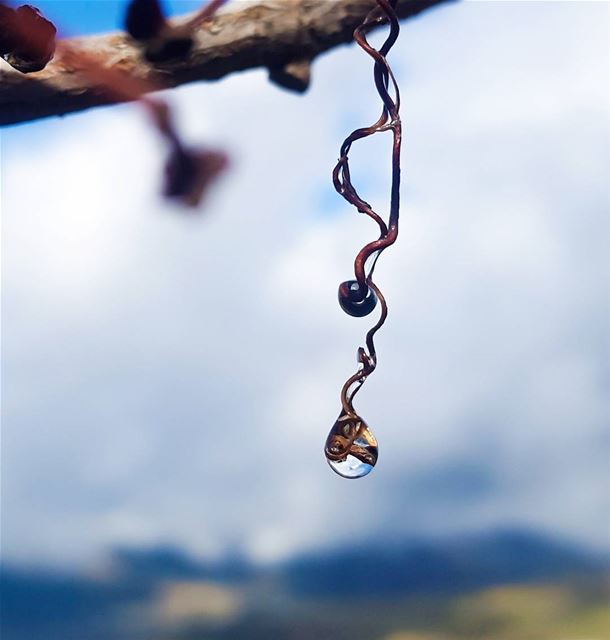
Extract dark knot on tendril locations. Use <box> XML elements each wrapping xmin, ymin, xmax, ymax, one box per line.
<box><xmin>338</xmin><ymin>280</ymin><xmax>377</xmax><ymax>317</ymax></box>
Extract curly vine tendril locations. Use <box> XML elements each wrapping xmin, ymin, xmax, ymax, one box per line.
<box><xmin>332</xmin><ymin>0</ymin><xmax>402</xmax><ymax>441</ymax></box>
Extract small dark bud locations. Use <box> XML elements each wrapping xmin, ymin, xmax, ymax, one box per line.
<box><xmin>0</xmin><ymin>4</ymin><xmax>56</xmax><ymax>73</ymax></box>
<box><xmin>125</xmin><ymin>0</ymin><xmax>166</xmax><ymax>40</ymax></box>
<box><xmin>164</xmin><ymin>145</ymin><xmax>228</xmax><ymax>208</ymax></box>
<box><xmin>144</xmin><ymin>33</ymin><xmax>193</xmax><ymax>63</ymax></box>
<box><xmin>124</xmin><ymin>0</ymin><xmax>193</xmax><ymax>64</ymax></box>
<box><xmin>268</xmin><ymin>58</ymin><xmax>311</xmax><ymax>94</ymax></box>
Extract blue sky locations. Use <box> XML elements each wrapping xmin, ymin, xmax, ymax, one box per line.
<box><xmin>1</xmin><ymin>1</ymin><xmax>609</xmax><ymax>568</ymax></box>
<box><xmin>16</xmin><ymin>0</ymin><xmax>201</xmax><ymax>35</ymax></box>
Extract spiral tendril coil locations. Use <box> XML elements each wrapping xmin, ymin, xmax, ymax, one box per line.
<box><xmin>325</xmin><ymin>0</ymin><xmax>402</xmax><ymax>476</ymax></box>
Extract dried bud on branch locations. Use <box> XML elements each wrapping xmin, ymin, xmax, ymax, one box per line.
<box><xmin>124</xmin><ymin>0</ymin><xmax>193</xmax><ymax>63</ymax></box>
<box><xmin>125</xmin><ymin>0</ymin><xmax>166</xmax><ymax>41</ymax></box>
<box><xmin>0</xmin><ymin>3</ymin><xmax>56</xmax><ymax>73</ymax></box>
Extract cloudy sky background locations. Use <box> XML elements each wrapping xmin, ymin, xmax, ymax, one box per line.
<box><xmin>1</xmin><ymin>0</ymin><xmax>609</xmax><ymax>570</ymax></box>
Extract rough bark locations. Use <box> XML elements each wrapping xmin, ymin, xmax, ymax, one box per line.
<box><xmin>0</xmin><ymin>0</ymin><xmax>449</xmax><ymax>126</ymax></box>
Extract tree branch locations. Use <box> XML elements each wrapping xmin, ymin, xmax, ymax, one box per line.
<box><xmin>0</xmin><ymin>0</ymin><xmax>449</xmax><ymax>126</ymax></box>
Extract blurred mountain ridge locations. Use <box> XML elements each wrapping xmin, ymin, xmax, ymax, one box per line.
<box><xmin>2</xmin><ymin>527</ymin><xmax>608</xmax><ymax>640</ymax></box>
<box><xmin>281</xmin><ymin>527</ymin><xmax>606</xmax><ymax>597</ymax></box>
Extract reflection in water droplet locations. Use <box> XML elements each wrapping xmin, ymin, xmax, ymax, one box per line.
<box><xmin>324</xmin><ymin>413</ymin><xmax>378</xmax><ymax>479</ymax></box>
<box><xmin>328</xmin><ymin>454</ymin><xmax>374</xmax><ymax>479</ymax></box>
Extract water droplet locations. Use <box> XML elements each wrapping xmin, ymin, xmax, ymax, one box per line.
<box><xmin>324</xmin><ymin>413</ymin><xmax>378</xmax><ymax>478</ymax></box>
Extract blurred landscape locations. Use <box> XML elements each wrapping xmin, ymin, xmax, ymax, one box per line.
<box><xmin>3</xmin><ymin>529</ymin><xmax>609</xmax><ymax>640</ymax></box>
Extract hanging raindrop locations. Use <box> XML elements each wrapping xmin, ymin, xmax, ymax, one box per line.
<box><xmin>324</xmin><ymin>413</ymin><xmax>378</xmax><ymax>479</ymax></box>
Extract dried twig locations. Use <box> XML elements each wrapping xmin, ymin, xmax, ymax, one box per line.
<box><xmin>0</xmin><ymin>0</ymin><xmax>449</xmax><ymax>126</ymax></box>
